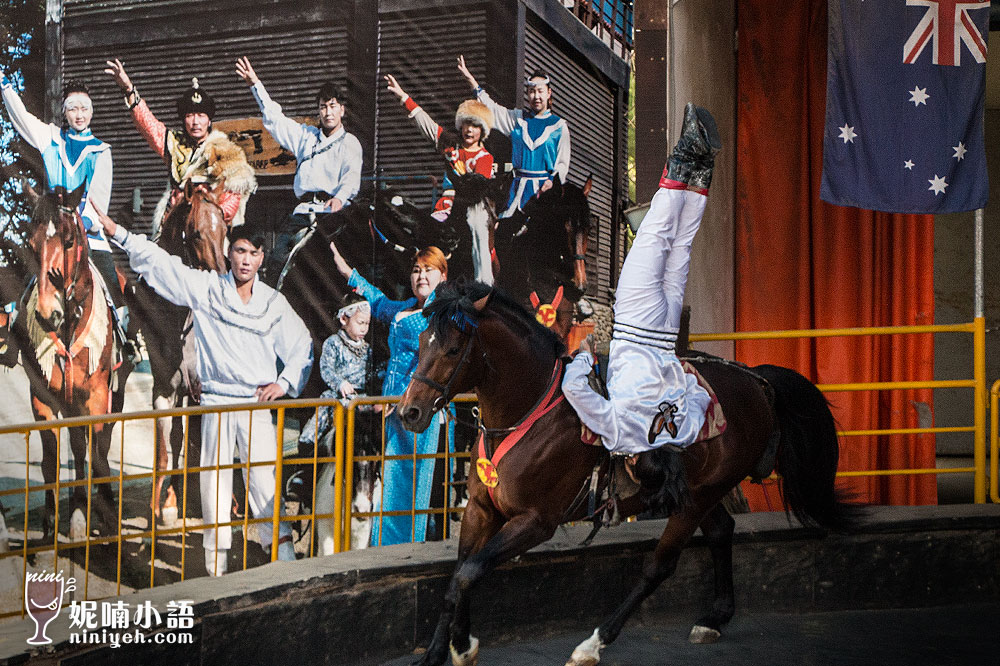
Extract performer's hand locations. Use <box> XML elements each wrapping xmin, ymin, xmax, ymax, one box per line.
<box><xmin>578</xmin><ymin>334</ymin><xmax>594</xmax><ymax>355</ymax></box>
<box><xmin>90</xmin><ymin>203</ymin><xmax>117</xmax><ymax>238</ymax></box>
<box><xmin>539</xmin><ymin>179</ymin><xmax>554</xmax><ymax>194</ymax></box>
<box><xmin>338</xmin><ymin>380</ymin><xmax>356</xmax><ymax>398</ymax></box>
<box><xmin>255</xmin><ymin>382</ymin><xmax>286</xmax><ymax>402</ymax></box>
<box><xmin>104</xmin><ymin>59</ymin><xmax>132</xmax><ymax>92</ymax></box>
<box><xmin>457</xmin><ymin>55</ymin><xmax>479</xmax><ymax>90</ymax></box>
<box><xmin>384</xmin><ymin>74</ymin><xmax>407</xmax><ymax>101</ymax></box>
<box><xmin>235</xmin><ymin>57</ymin><xmax>259</xmax><ymax>86</ymax></box>
<box><xmin>329</xmin><ymin>241</ymin><xmax>352</xmax><ymax>278</ymax></box>
<box><xmin>325</xmin><ymin>197</ymin><xmax>343</xmax><ymax>213</ymax></box>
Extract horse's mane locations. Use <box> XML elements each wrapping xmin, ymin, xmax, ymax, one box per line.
<box><xmin>424</xmin><ymin>279</ymin><xmax>566</xmax><ymax>359</ymax></box>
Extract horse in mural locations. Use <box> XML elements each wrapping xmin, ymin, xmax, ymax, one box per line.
<box><xmin>134</xmin><ymin>178</ymin><xmax>232</xmax><ymax>526</ymax></box>
<box><xmin>496</xmin><ymin>175</ymin><xmax>593</xmax><ymax>341</ymax></box>
<box><xmin>397</xmin><ymin>280</ymin><xmax>860</xmax><ymax>666</ymax></box>
<box><xmin>18</xmin><ymin>184</ymin><xmax>129</xmax><ymax>539</ymax></box>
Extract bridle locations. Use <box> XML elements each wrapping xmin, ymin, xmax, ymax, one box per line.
<box><xmin>36</xmin><ymin>203</ymin><xmax>88</xmax><ymax>319</ymax></box>
<box><xmin>411</xmin><ymin>310</ymin><xmax>482</xmax><ymax>412</ymax></box>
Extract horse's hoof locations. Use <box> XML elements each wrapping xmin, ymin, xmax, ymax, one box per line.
<box><xmin>69</xmin><ymin>509</ymin><xmax>86</xmax><ymax>541</ymax></box>
<box><xmin>688</xmin><ymin>625</ymin><xmax>721</xmax><ymax>644</ymax></box>
<box><xmin>161</xmin><ymin>506</ymin><xmax>178</xmax><ymax>528</ymax></box>
<box><xmin>566</xmin><ymin>628</ymin><xmax>603</xmax><ymax>666</ymax></box>
<box><xmin>450</xmin><ymin>636</ymin><xmax>479</xmax><ymax>666</ymax></box>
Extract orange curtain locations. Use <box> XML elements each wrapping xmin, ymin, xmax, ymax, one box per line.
<box><xmin>735</xmin><ymin>0</ymin><xmax>937</xmax><ymax>506</ymax></box>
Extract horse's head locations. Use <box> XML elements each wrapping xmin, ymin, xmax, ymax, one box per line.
<box><xmin>181</xmin><ymin>179</ymin><xmax>229</xmax><ymax>272</ymax></box>
<box><xmin>399</xmin><ymin>279</ymin><xmax>564</xmax><ymax>433</ymax></box>
<box><xmin>26</xmin><ymin>184</ymin><xmax>89</xmax><ymax>332</ymax></box>
<box><xmin>519</xmin><ymin>175</ymin><xmax>593</xmax><ymax>292</ymax></box>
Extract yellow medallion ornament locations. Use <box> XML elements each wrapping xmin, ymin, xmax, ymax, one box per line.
<box><xmin>535</xmin><ymin>303</ymin><xmax>557</xmax><ymax>328</ymax></box>
<box><xmin>476</xmin><ymin>457</ymin><xmax>499</xmax><ymax>488</ymax></box>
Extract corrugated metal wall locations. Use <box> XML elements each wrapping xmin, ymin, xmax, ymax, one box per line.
<box><xmin>62</xmin><ymin>0</ymin><xmax>348</xmax><ymax>237</ymax></box>
<box><xmin>374</xmin><ymin>6</ymin><xmax>490</xmax><ymax>208</ymax></box>
<box><xmin>524</xmin><ymin>20</ymin><xmax>619</xmax><ymax>303</ymax></box>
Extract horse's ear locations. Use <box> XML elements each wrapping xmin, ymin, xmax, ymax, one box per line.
<box><xmin>65</xmin><ymin>182</ymin><xmax>87</xmax><ymax>211</ymax></box>
<box><xmin>490</xmin><ymin>170</ymin><xmax>514</xmax><ymax>206</ymax></box>
<box><xmin>20</xmin><ymin>177</ymin><xmax>40</xmax><ymax>207</ymax></box>
<box><xmin>473</xmin><ymin>291</ymin><xmax>491</xmax><ymax>312</ymax></box>
<box><xmin>582</xmin><ymin>174</ymin><xmax>593</xmax><ymax>198</ymax></box>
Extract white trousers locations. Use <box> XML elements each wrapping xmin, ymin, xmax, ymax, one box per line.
<box><xmin>614</xmin><ymin>187</ymin><xmax>707</xmax><ymax>335</ymax></box>
<box><xmin>200</xmin><ymin>398</ymin><xmax>291</xmax><ymax>552</ymax></box>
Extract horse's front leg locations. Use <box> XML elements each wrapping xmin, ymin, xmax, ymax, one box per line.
<box><xmin>689</xmin><ymin>502</ymin><xmax>735</xmax><ymax>643</ymax></box>
<box><xmin>33</xmin><ymin>398</ymin><xmax>59</xmax><ymax>540</ymax></box>
<box><xmin>567</xmin><ymin>509</ymin><xmax>705</xmax><ymax>666</ymax></box>
<box><xmin>418</xmin><ymin>506</ymin><xmax>554</xmax><ymax>666</ymax></box>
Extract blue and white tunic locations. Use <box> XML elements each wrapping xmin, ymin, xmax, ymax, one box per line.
<box><xmin>1</xmin><ymin>73</ymin><xmax>113</xmax><ymax>252</ymax></box>
<box><xmin>476</xmin><ymin>89</ymin><xmax>571</xmax><ymax>217</ymax></box>
<box><xmin>348</xmin><ymin>270</ymin><xmax>452</xmax><ymax>546</ymax></box>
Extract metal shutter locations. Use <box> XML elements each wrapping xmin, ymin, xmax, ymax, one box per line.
<box><xmin>62</xmin><ymin>1</ymin><xmax>347</xmax><ymax>238</ymax></box>
<box><xmin>375</xmin><ymin>7</ymin><xmax>490</xmax><ymax>208</ymax></box>
<box><xmin>524</xmin><ymin>20</ymin><xmax>618</xmax><ymax>306</ymax></box>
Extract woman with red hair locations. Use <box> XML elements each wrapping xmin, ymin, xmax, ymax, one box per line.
<box><xmin>329</xmin><ymin>241</ymin><xmax>449</xmax><ymax>546</ymax></box>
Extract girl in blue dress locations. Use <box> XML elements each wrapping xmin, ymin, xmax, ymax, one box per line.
<box><xmin>329</xmin><ymin>240</ymin><xmax>450</xmax><ymax>546</ymax></box>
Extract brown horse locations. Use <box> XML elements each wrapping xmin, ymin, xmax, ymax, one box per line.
<box><xmin>398</xmin><ymin>280</ymin><xmax>859</xmax><ymax>666</ymax></box>
<box><xmin>133</xmin><ymin>179</ymin><xmax>229</xmax><ymax>525</ymax></box>
<box><xmin>21</xmin><ymin>184</ymin><xmax>123</xmax><ymax>538</ymax></box>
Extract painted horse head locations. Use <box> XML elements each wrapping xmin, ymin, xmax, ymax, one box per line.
<box><xmin>517</xmin><ymin>174</ymin><xmax>593</xmax><ymax>293</ymax></box>
<box><xmin>25</xmin><ymin>183</ymin><xmax>90</xmax><ymax>333</ymax></box>
<box><xmin>445</xmin><ymin>170</ymin><xmax>513</xmax><ymax>284</ymax></box>
<box><xmin>399</xmin><ymin>278</ymin><xmax>564</xmax><ymax>433</ymax></box>
<box><xmin>159</xmin><ymin>179</ymin><xmax>229</xmax><ymax>272</ymax></box>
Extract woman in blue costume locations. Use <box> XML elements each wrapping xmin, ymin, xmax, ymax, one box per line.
<box><xmin>329</xmin><ymin>240</ymin><xmax>451</xmax><ymax>546</ymax></box>
<box><xmin>1</xmin><ymin>73</ymin><xmax>131</xmax><ymax>351</ymax></box>
<box><xmin>457</xmin><ymin>55</ymin><xmax>571</xmax><ymax>218</ymax></box>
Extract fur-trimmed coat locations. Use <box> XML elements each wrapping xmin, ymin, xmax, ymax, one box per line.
<box><xmin>131</xmin><ymin>99</ymin><xmax>256</xmax><ymax>228</ymax></box>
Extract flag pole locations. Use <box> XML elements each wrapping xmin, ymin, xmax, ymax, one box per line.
<box><xmin>973</xmin><ymin>207</ymin><xmax>986</xmax><ymax>503</ymax></box>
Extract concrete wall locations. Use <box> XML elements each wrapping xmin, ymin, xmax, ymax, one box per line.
<box><xmin>3</xmin><ymin>505</ymin><xmax>997</xmax><ymax>666</ymax></box>
<box><xmin>932</xmin><ymin>33</ymin><xmax>1000</xmax><ymax>503</ymax></box>
<box><xmin>634</xmin><ymin>1</ymin><xmax>736</xmax><ymax>358</ymax></box>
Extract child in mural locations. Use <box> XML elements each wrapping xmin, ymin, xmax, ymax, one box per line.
<box><xmin>383</xmin><ymin>72</ymin><xmax>495</xmax><ymax>219</ymax></box>
<box><xmin>286</xmin><ymin>292</ymin><xmax>377</xmax><ymax>507</ymax></box>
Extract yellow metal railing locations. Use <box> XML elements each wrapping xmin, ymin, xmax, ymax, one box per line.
<box><xmin>690</xmin><ymin>318</ymin><xmax>988</xmax><ymax>502</ymax></box>
<box><xmin>990</xmin><ymin>379</ymin><xmax>1000</xmax><ymax>504</ymax></box>
<box><xmin>0</xmin><ymin>318</ymin><xmax>990</xmax><ymax>619</ymax></box>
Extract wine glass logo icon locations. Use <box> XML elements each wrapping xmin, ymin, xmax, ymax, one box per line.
<box><xmin>24</xmin><ymin>570</ymin><xmax>76</xmax><ymax>645</ymax></box>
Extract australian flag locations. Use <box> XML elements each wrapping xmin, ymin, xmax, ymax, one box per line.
<box><xmin>821</xmin><ymin>0</ymin><xmax>989</xmax><ymax>214</ymax></box>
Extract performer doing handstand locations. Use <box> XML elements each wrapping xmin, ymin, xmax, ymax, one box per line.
<box><xmin>563</xmin><ymin>103</ymin><xmax>722</xmax><ymax>455</ymax></box>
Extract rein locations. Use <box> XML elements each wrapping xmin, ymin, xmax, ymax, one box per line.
<box><xmin>411</xmin><ymin>312</ymin><xmax>481</xmax><ymax>411</ymax></box>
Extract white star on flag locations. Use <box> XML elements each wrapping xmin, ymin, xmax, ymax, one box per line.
<box><xmin>928</xmin><ymin>174</ymin><xmax>948</xmax><ymax>195</ymax></box>
<box><xmin>838</xmin><ymin>124</ymin><xmax>857</xmax><ymax>144</ymax></box>
<box><xmin>908</xmin><ymin>86</ymin><xmax>929</xmax><ymax>106</ymax></box>
<box><xmin>953</xmin><ymin>142</ymin><xmax>967</xmax><ymax>161</ymax></box>
<box><xmin>904</xmin><ymin>160</ymin><xmax>915</xmax><ymax>170</ymax></box>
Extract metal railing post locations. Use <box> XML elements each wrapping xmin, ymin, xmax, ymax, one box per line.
<box><xmin>333</xmin><ymin>404</ymin><xmax>346</xmax><ymax>553</ymax></box>
<box><xmin>271</xmin><ymin>407</ymin><xmax>285</xmax><ymax>562</ymax></box>
<box><xmin>974</xmin><ymin>316</ymin><xmax>987</xmax><ymax>503</ymax></box>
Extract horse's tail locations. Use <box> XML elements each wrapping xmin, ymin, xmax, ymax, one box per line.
<box><xmin>753</xmin><ymin>364</ymin><xmax>864</xmax><ymax>533</ymax></box>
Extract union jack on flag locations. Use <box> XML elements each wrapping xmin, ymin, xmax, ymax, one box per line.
<box><xmin>903</xmin><ymin>0</ymin><xmax>988</xmax><ymax>66</ymax></box>
<box><xmin>821</xmin><ymin>0</ymin><xmax>989</xmax><ymax>214</ymax></box>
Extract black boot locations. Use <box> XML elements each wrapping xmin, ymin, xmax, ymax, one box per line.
<box><xmin>666</xmin><ymin>102</ymin><xmax>723</xmax><ymax>191</ymax></box>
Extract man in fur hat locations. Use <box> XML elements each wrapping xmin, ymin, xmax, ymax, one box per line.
<box><xmin>105</xmin><ymin>59</ymin><xmax>257</xmax><ymax>235</ymax></box>
<box><xmin>384</xmin><ymin>73</ymin><xmax>495</xmax><ymax>218</ymax></box>
<box><xmin>236</xmin><ymin>57</ymin><xmax>363</xmax><ymax>286</ymax></box>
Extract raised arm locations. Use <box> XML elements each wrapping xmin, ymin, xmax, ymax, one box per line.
<box><xmin>96</xmin><ymin>206</ymin><xmax>211</xmax><ymax>309</ymax></box>
<box><xmin>238</xmin><ymin>57</ymin><xmax>309</xmax><ymax>156</ymax></box>
<box><xmin>458</xmin><ymin>55</ymin><xmax>518</xmax><ymax>136</ymax></box>
<box><xmin>386</xmin><ymin>74</ymin><xmax>442</xmax><ymax>145</ymax></box>
<box><xmin>0</xmin><ymin>70</ymin><xmax>53</xmax><ymax>151</ymax></box>
<box><xmin>106</xmin><ymin>60</ymin><xmax>169</xmax><ymax>159</ymax></box>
